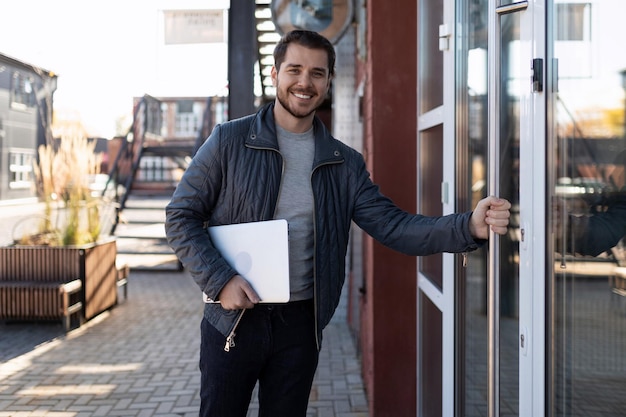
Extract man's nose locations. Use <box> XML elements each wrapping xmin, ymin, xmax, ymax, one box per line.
<box><xmin>297</xmin><ymin>72</ymin><xmax>313</xmax><ymax>86</ymax></box>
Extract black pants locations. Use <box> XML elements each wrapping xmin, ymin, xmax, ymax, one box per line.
<box><xmin>199</xmin><ymin>300</ymin><xmax>319</xmax><ymax>417</ymax></box>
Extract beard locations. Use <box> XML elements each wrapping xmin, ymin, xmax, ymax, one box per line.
<box><xmin>275</xmin><ymin>86</ymin><xmax>323</xmax><ymax>119</ymax></box>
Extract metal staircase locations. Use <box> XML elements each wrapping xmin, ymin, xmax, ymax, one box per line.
<box><xmin>255</xmin><ymin>0</ymin><xmax>280</xmax><ymax>102</ymax></box>
<box><xmin>102</xmin><ymin>96</ymin><xmax>177</xmax><ymax>271</ymax></box>
<box><xmin>104</xmin><ymin>95</ymin><xmax>220</xmax><ymax>271</ymax></box>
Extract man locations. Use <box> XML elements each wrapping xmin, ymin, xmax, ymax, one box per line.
<box><xmin>165</xmin><ymin>29</ymin><xmax>511</xmax><ymax>417</ymax></box>
<box><xmin>560</xmin><ymin>149</ymin><xmax>626</xmax><ymax>256</ymax></box>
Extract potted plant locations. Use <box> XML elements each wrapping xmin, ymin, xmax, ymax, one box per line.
<box><xmin>0</xmin><ymin>134</ymin><xmax>119</xmax><ymax>322</ymax></box>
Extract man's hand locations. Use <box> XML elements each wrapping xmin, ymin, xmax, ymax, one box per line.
<box><xmin>218</xmin><ymin>275</ymin><xmax>260</xmax><ymax>310</ymax></box>
<box><xmin>469</xmin><ymin>196</ymin><xmax>511</xmax><ymax>239</ymax></box>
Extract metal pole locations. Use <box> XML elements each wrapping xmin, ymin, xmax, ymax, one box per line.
<box><xmin>487</xmin><ymin>2</ymin><xmax>503</xmax><ymax>416</ymax></box>
<box><xmin>228</xmin><ymin>0</ymin><xmax>257</xmax><ymax>120</ymax></box>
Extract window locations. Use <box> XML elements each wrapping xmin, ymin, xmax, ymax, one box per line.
<box><xmin>177</xmin><ymin>100</ymin><xmax>194</xmax><ymax>114</ymax></box>
<box><xmin>175</xmin><ymin>100</ymin><xmax>200</xmax><ymax>137</ymax></box>
<box><xmin>554</xmin><ymin>2</ymin><xmax>592</xmax><ymax>78</ymax></box>
<box><xmin>556</xmin><ymin>3</ymin><xmax>591</xmax><ymax>41</ymax></box>
<box><xmin>11</xmin><ymin>71</ymin><xmax>36</xmax><ymax>110</ymax></box>
<box><xmin>9</xmin><ymin>150</ymin><xmax>35</xmax><ymax>189</ymax></box>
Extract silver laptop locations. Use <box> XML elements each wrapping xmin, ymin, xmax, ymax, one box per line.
<box><xmin>204</xmin><ymin>219</ymin><xmax>290</xmax><ymax>303</ymax></box>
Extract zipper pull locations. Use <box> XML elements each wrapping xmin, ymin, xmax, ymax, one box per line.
<box><xmin>224</xmin><ymin>334</ymin><xmax>236</xmax><ymax>352</ymax></box>
<box><xmin>223</xmin><ymin>310</ymin><xmax>245</xmax><ymax>352</ymax></box>
<box><xmin>462</xmin><ymin>252</ymin><xmax>468</xmax><ymax>267</ymax></box>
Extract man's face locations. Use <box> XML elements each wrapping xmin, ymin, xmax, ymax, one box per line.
<box><xmin>271</xmin><ymin>43</ymin><xmax>331</xmax><ymax>122</ymax></box>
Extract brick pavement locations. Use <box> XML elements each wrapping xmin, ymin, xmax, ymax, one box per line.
<box><xmin>0</xmin><ymin>270</ymin><xmax>369</xmax><ymax>417</ymax></box>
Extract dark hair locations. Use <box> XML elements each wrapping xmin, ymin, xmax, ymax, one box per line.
<box><xmin>273</xmin><ymin>30</ymin><xmax>336</xmax><ymax>77</ymax></box>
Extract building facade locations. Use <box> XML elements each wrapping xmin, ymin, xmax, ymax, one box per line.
<box><xmin>0</xmin><ymin>53</ymin><xmax>56</xmax><ymax>202</ymax></box>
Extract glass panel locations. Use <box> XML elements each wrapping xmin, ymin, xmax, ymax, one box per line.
<box><xmin>458</xmin><ymin>1</ymin><xmax>520</xmax><ymax>416</ymax></box>
<box><xmin>496</xmin><ymin>11</ymin><xmax>521</xmax><ymax>417</ymax></box>
<box><xmin>420</xmin><ymin>291</ymin><xmax>442</xmax><ymax>417</ymax></box>
<box><xmin>420</xmin><ymin>125</ymin><xmax>444</xmax><ymax>289</ymax></box>
<box><xmin>418</xmin><ymin>0</ymin><xmax>443</xmax><ymax>113</ymax></box>
<box><xmin>459</xmin><ymin>2</ymin><xmax>489</xmax><ymax>414</ymax></box>
<box><xmin>548</xmin><ymin>1</ymin><xmax>626</xmax><ymax>416</ymax></box>
<box><xmin>456</xmin><ymin>0</ymin><xmax>489</xmax><ymax>404</ymax></box>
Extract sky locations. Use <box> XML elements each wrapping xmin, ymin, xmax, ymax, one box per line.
<box><xmin>0</xmin><ymin>0</ymin><xmax>230</xmax><ymax>138</ymax></box>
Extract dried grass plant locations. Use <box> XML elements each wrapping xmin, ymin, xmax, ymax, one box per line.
<box><xmin>23</xmin><ymin>134</ymin><xmax>104</xmax><ymax>246</ymax></box>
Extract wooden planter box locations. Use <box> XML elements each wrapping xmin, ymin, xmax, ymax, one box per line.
<box><xmin>0</xmin><ymin>239</ymin><xmax>118</xmax><ymax>322</ymax></box>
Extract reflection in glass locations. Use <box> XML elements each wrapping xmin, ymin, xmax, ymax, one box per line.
<box><xmin>459</xmin><ymin>1</ymin><xmax>520</xmax><ymax>415</ymax></box>
<box><xmin>418</xmin><ymin>0</ymin><xmax>443</xmax><ymax>113</ymax></box>
<box><xmin>420</xmin><ymin>125</ymin><xmax>444</xmax><ymax>289</ymax></box>
<box><xmin>460</xmin><ymin>0</ymin><xmax>489</xmax><ymax>414</ymax></box>
<box><xmin>419</xmin><ymin>292</ymin><xmax>443</xmax><ymax>417</ymax></box>
<box><xmin>549</xmin><ymin>1</ymin><xmax>626</xmax><ymax>416</ymax></box>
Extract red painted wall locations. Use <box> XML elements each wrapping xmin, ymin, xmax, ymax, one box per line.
<box><xmin>359</xmin><ymin>1</ymin><xmax>418</xmax><ymax>415</ymax></box>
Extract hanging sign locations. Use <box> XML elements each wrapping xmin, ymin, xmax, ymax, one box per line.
<box><xmin>163</xmin><ymin>9</ymin><xmax>225</xmax><ymax>45</ymax></box>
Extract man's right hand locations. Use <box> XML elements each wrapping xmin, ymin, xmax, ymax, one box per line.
<box><xmin>217</xmin><ymin>275</ymin><xmax>260</xmax><ymax>310</ymax></box>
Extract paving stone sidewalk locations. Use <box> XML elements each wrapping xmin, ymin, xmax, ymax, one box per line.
<box><xmin>0</xmin><ymin>271</ymin><xmax>369</xmax><ymax>417</ymax></box>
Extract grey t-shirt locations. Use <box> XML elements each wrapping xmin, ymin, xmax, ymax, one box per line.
<box><xmin>274</xmin><ymin>125</ymin><xmax>315</xmax><ymax>301</ymax></box>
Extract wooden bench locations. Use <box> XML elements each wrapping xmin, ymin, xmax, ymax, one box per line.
<box><xmin>0</xmin><ymin>279</ymin><xmax>83</xmax><ymax>331</ymax></box>
<box><xmin>0</xmin><ymin>263</ymin><xmax>129</xmax><ymax>330</ymax></box>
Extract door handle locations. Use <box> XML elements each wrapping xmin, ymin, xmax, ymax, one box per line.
<box><xmin>496</xmin><ymin>1</ymin><xmax>528</xmax><ymax>15</ymax></box>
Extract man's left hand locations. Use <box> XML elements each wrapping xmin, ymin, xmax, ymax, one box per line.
<box><xmin>469</xmin><ymin>196</ymin><xmax>511</xmax><ymax>239</ymax></box>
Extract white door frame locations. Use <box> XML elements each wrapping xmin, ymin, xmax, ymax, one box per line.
<box><xmin>415</xmin><ymin>0</ymin><xmax>457</xmax><ymax>415</ymax></box>
<box><xmin>518</xmin><ymin>1</ymin><xmax>547</xmax><ymax>415</ymax></box>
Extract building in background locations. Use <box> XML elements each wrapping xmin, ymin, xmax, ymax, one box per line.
<box><xmin>0</xmin><ymin>53</ymin><xmax>56</xmax><ymax>202</ymax></box>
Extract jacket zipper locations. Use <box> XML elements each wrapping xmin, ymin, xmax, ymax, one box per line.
<box><xmin>310</xmin><ymin>158</ymin><xmax>343</xmax><ymax>351</ymax></box>
<box><xmin>311</xmin><ymin>197</ymin><xmax>319</xmax><ymax>351</ymax></box>
<box><xmin>224</xmin><ymin>309</ymin><xmax>246</xmax><ymax>352</ymax></box>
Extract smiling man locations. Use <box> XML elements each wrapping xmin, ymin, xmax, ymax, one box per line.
<box><xmin>165</xmin><ymin>30</ymin><xmax>511</xmax><ymax>417</ymax></box>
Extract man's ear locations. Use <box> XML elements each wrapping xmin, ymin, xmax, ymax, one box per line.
<box><xmin>270</xmin><ymin>66</ymin><xmax>277</xmax><ymax>86</ymax></box>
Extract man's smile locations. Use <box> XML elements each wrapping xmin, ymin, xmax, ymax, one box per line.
<box><xmin>292</xmin><ymin>91</ymin><xmax>313</xmax><ymax>100</ymax></box>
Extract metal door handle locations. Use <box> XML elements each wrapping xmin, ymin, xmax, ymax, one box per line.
<box><xmin>496</xmin><ymin>1</ymin><xmax>528</xmax><ymax>15</ymax></box>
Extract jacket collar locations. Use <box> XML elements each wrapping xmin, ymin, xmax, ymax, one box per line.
<box><xmin>246</xmin><ymin>102</ymin><xmax>345</xmax><ymax>165</ymax></box>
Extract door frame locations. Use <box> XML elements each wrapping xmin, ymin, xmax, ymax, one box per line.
<box><xmin>415</xmin><ymin>0</ymin><xmax>457</xmax><ymax>414</ymax></box>
<box><xmin>486</xmin><ymin>1</ymin><xmax>547</xmax><ymax>416</ymax></box>
<box><xmin>415</xmin><ymin>0</ymin><xmax>461</xmax><ymax>413</ymax></box>
<box><xmin>512</xmin><ymin>1</ymin><xmax>547</xmax><ymax>415</ymax></box>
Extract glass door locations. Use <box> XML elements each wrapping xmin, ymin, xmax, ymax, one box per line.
<box><xmin>457</xmin><ymin>0</ymin><xmax>545</xmax><ymax>415</ymax></box>
<box><xmin>456</xmin><ymin>1</ymin><xmax>626</xmax><ymax>416</ymax></box>
<box><xmin>547</xmin><ymin>1</ymin><xmax>626</xmax><ymax>416</ymax></box>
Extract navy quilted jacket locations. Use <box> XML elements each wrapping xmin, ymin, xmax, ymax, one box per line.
<box><xmin>165</xmin><ymin>102</ymin><xmax>480</xmax><ymax>350</ymax></box>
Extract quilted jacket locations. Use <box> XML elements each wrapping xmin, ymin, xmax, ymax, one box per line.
<box><xmin>164</xmin><ymin>102</ymin><xmax>481</xmax><ymax>351</ymax></box>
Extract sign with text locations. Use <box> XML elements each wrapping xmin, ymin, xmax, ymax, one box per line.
<box><xmin>163</xmin><ymin>9</ymin><xmax>225</xmax><ymax>45</ymax></box>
